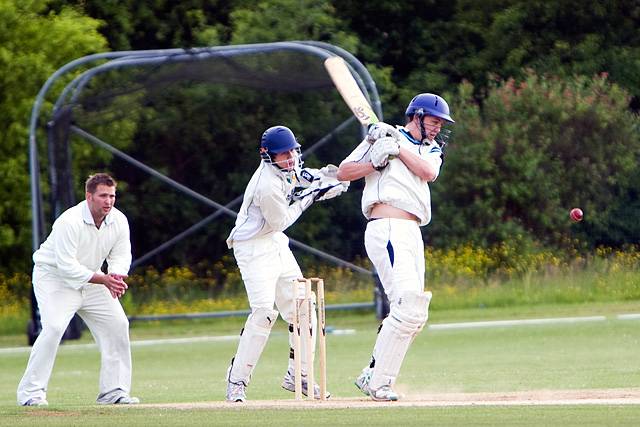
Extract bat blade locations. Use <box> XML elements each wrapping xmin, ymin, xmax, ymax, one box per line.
<box><xmin>324</xmin><ymin>56</ymin><xmax>379</xmax><ymax>126</ymax></box>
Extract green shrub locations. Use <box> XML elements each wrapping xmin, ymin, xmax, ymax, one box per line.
<box><xmin>433</xmin><ymin>73</ymin><xmax>640</xmax><ymax>249</ymax></box>
<box><xmin>1</xmin><ymin>244</ymin><xmax>638</xmax><ymax>332</ymax></box>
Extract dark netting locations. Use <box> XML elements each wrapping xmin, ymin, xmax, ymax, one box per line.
<box><xmin>48</xmin><ymin>48</ymin><xmax>372</xmax><ymax>273</ymax></box>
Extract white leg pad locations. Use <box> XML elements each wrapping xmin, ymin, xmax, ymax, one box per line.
<box><xmin>369</xmin><ymin>291</ymin><xmax>431</xmax><ymax>390</ymax></box>
<box><xmin>228</xmin><ymin>308</ymin><xmax>279</xmax><ymax>385</ymax></box>
<box><xmin>288</xmin><ymin>294</ymin><xmax>317</xmax><ymax>376</ymax></box>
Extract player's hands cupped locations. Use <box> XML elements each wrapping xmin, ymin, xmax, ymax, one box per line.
<box><xmin>104</xmin><ymin>273</ymin><xmax>129</xmax><ymax>299</ymax></box>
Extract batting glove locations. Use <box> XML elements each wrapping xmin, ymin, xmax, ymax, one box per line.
<box><xmin>370</xmin><ymin>136</ymin><xmax>400</xmax><ymax>170</ymax></box>
<box><xmin>367</xmin><ymin>122</ymin><xmax>402</xmax><ymax>144</ymax></box>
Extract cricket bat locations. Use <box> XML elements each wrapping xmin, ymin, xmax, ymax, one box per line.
<box><xmin>324</xmin><ymin>56</ymin><xmax>379</xmax><ymax>126</ymax></box>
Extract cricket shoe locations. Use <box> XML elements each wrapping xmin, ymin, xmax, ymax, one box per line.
<box><xmin>281</xmin><ymin>370</ymin><xmax>330</xmax><ymax>399</ymax></box>
<box><xmin>225</xmin><ymin>363</ymin><xmax>247</xmax><ymax>402</ymax></box>
<box><xmin>22</xmin><ymin>397</ymin><xmax>48</xmax><ymax>407</ymax></box>
<box><xmin>354</xmin><ymin>366</ymin><xmax>373</xmax><ymax>396</ymax></box>
<box><xmin>226</xmin><ymin>380</ymin><xmax>247</xmax><ymax>402</ymax></box>
<box><xmin>113</xmin><ymin>395</ymin><xmax>140</xmax><ymax>404</ymax></box>
<box><xmin>369</xmin><ymin>385</ymin><xmax>399</xmax><ymax>402</ymax></box>
<box><xmin>96</xmin><ymin>390</ymin><xmax>140</xmax><ymax>405</ymax></box>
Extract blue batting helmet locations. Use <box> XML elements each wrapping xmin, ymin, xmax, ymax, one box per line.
<box><xmin>260</xmin><ymin>126</ymin><xmax>300</xmax><ymax>155</ymax></box>
<box><xmin>405</xmin><ymin>93</ymin><xmax>455</xmax><ymax>123</ymax></box>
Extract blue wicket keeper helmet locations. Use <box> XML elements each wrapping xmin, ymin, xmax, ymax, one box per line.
<box><xmin>405</xmin><ymin>93</ymin><xmax>455</xmax><ymax>123</ymax></box>
<box><xmin>259</xmin><ymin>125</ymin><xmax>301</xmax><ymax>165</ymax></box>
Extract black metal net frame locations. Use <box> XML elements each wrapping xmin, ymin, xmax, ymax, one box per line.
<box><xmin>27</xmin><ymin>41</ymin><xmax>389</xmax><ymax>344</ymax></box>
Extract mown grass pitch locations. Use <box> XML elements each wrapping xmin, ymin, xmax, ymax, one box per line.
<box><xmin>1</xmin><ymin>306</ymin><xmax>639</xmax><ymax>426</ymax></box>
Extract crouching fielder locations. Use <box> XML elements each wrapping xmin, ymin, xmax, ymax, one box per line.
<box><xmin>17</xmin><ymin>173</ymin><xmax>138</xmax><ymax>406</ymax></box>
<box><xmin>337</xmin><ymin>93</ymin><xmax>455</xmax><ymax>401</ymax></box>
<box><xmin>225</xmin><ymin>125</ymin><xmax>348</xmax><ymax>402</ymax></box>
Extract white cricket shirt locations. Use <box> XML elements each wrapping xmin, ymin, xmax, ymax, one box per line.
<box><xmin>32</xmin><ymin>200</ymin><xmax>132</xmax><ymax>289</ymax></box>
<box><xmin>340</xmin><ymin>127</ymin><xmax>443</xmax><ymax>226</ymax></box>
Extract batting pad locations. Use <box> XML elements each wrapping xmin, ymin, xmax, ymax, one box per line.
<box><xmin>229</xmin><ymin>308</ymin><xmax>279</xmax><ymax>385</ymax></box>
<box><xmin>368</xmin><ymin>291</ymin><xmax>431</xmax><ymax>390</ymax></box>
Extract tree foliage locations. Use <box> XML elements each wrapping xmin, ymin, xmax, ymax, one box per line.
<box><xmin>431</xmin><ymin>73</ymin><xmax>640</xmax><ymax>248</ymax></box>
<box><xmin>334</xmin><ymin>0</ymin><xmax>640</xmax><ymax>115</ymax></box>
<box><xmin>2</xmin><ymin>0</ymin><xmax>640</xmax><ymax>275</ymax></box>
<box><xmin>0</xmin><ymin>0</ymin><xmax>106</xmax><ymax>273</ymax></box>
<box><xmin>47</xmin><ymin>0</ymin><xmax>234</xmax><ymax>49</ymax></box>
<box><xmin>229</xmin><ymin>0</ymin><xmax>357</xmax><ymax>50</ymax></box>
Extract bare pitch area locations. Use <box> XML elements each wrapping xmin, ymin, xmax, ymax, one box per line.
<box><xmin>140</xmin><ymin>388</ymin><xmax>640</xmax><ymax>410</ymax></box>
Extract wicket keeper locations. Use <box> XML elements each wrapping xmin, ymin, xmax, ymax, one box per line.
<box><xmin>224</xmin><ymin>125</ymin><xmax>347</xmax><ymax>402</ymax></box>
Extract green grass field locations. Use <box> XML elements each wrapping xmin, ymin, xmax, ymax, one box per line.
<box><xmin>1</xmin><ymin>303</ymin><xmax>639</xmax><ymax>425</ymax></box>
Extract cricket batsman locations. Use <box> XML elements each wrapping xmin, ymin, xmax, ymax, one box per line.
<box><xmin>337</xmin><ymin>93</ymin><xmax>454</xmax><ymax>401</ymax></box>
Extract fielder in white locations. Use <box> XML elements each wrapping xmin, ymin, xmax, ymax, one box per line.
<box><xmin>337</xmin><ymin>93</ymin><xmax>455</xmax><ymax>401</ymax></box>
<box><xmin>17</xmin><ymin>173</ymin><xmax>139</xmax><ymax>406</ymax></box>
<box><xmin>225</xmin><ymin>125</ymin><xmax>348</xmax><ymax>402</ymax></box>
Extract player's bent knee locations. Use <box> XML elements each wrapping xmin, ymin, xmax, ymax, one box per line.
<box><xmin>247</xmin><ymin>307</ymin><xmax>279</xmax><ymax>332</ymax></box>
<box><xmin>41</xmin><ymin>322</ymin><xmax>68</xmax><ymax>340</ymax></box>
<box><xmin>229</xmin><ymin>308</ymin><xmax>279</xmax><ymax>384</ymax></box>
<box><xmin>116</xmin><ymin>315</ymin><xmax>130</xmax><ymax>330</ymax></box>
<box><xmin>388</xmin><ymin>290</ymin><xmax>432</xmax><ymax>333</ymax></box>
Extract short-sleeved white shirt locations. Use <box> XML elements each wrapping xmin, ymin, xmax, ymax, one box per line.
<box><xmin>340</xmin><ymin>127</ymin><xmax>443</xmax><ymax>226</ymax></box>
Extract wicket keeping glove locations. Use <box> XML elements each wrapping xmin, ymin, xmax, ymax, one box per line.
<box><xmin>314</xmin><ymin>180</ymin><xmax>349</xmax><ymax>202</ymax></box>
<box><xmin>318</xmin><ymin>164</ymin><xmax>339</xmax><ymax>179</ymax></box>
<box><xmin>292</xmin><ymin>177</ymin><xmax>348</xmax><ymax>202</ymax></box>
<box><xmin>296</xmin><ymin>167</ymin><xmax>320</xmax><ymax>188</ymax></box>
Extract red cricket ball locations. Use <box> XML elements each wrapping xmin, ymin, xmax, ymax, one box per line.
<box><xmin>570</xmin><ymin>208</ymin><xmax>583</xmax><ymax>222</ymax></box>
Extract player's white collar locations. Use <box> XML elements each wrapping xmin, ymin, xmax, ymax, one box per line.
<box><xmin>261</xmin><ymin>159</ymin><xmax>295</xmax><ymax>184</ymax></box>
<box><xmin>81</xmin><ymin>200</ymin><xmax>114</xmax><ymax>226</ymax></box>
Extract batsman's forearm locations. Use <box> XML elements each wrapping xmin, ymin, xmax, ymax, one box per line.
<box><xmin>337</xmin><ymin>161</ymin><xmax>375</xmax><ymax>181</ymax></box>
<box><xmin>397</xmin><ymin>148</ymin><xmax>437</xmax><ymax>182</ymax></box>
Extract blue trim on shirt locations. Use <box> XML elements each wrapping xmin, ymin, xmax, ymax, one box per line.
<box><xmin>399</xmin><ymin>129</ymin><xmax>422</xmax><ymax>146</ymax></box>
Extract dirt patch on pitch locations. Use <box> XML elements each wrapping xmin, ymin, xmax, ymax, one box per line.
<box><xmin>139</xmin><ymin>388</ymin><xmax>640</xmax><ymax>410</ymax></box>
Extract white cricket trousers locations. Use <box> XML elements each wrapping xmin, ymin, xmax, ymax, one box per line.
<box><xmin>365</xmin><ymin>218</ymin><xmax>425</xmax><ymax>305</ymax></box>
<box><xmin>233</xmin><ymin>232</ymin><xmax>302</xmax><ymax>319</ymax></box>
<box><xmin>17</xmin><ymin>266</ymin><xmax>132</xmax><ymax>404</ymax></box>
<box><xmin>229</xmin><ymin>232</ymin><xmax>308</xmax><ymax>383</ymax></box>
